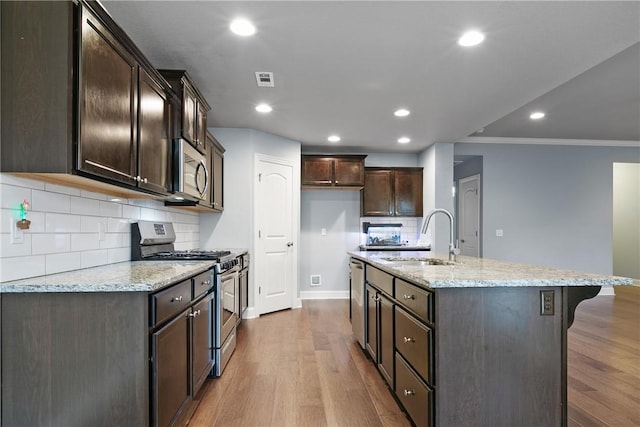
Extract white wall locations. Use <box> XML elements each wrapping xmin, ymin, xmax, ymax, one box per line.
<box><xmin>0</xmin><ymin>174</ymin><xmax>200</xmax><ymax>282</ymax></box>
<box><xmin>418</xmin><ymin>143</ymin><xmax>455</xmax><ymax>253</ymax></box>
<box><xmin>300</xmin><ymin>190</ymin><xmax>360</xmax><ymax>298</ymax></box>
<box><xmin>200</xmin><ymin>128</ymin><xmax>301</xmax><ymax>313</ymax></box>
<box><xmin>613</xmin><ymin>162</ymin><xmax>640</xmax><ymax>279</ymax></box>
<box><xmin>454</xmin><ymin>142</ymin><xmax>640</xmax><ymax>274</ymax></box>
<box><xmin>300</xmin><ymin>152</ymin><xmax>423</xmax><ymax>299</ymax></box>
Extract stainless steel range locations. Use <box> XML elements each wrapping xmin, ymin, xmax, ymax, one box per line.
<box><xmin>131</xmin><ymin>220</ymin><xmax>239</xmax><ymax>377</ymax></box>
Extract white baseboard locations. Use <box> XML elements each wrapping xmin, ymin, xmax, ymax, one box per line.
<box><xmin>242</xmin><ymin>306</ymin><xmax>259</xmax><ymax>319</ymax></box>
<box><xmin>300</xmin><ymin>290</ymin><xmax>349</xmax><ymax>300</ymax></box>
<box><xmin>598</xmin><ymin>285</ymin><xmax>615</xmax><ymax>296</ymax></box>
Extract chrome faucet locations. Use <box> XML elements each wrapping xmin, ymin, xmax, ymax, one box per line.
<box><xmin>421</xmin><ymin>208</ymin><xmax>461</xmax><ymax>262</ymax></box>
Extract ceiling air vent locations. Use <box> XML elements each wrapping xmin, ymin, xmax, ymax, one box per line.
<box><xmin>255</xmin><ymin>72</ymin><xmax>275</xmax><ymax>87</ymax></box>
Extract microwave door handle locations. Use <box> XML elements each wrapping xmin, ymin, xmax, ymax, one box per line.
<box><xmin>196</xmin><ymin>159</ymin><xmax>209</xmax><ymax>197</ymax></box>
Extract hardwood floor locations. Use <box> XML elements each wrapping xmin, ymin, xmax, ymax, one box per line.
<box><xmin>189</xmin><ymin>293</ymin><xmax>639</xmax><ymax>427</ymax></box>
<box><xmin>568</xmin><ymin>291</ymin><xmax>640</xmax><ymax>427</ymax></box>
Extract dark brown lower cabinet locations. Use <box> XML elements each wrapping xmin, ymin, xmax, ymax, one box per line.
<box><xmin>365</xmin><ymin>283</ymin><xmax>394</xmax><ymax>388</ymax></box>
<box><xmin>378</xmin><ymin>293</ymin><xmax>394</xmax><ymax>386</ymax></box>
<box><xmin>395</xmin><ymin>353</ymin><xmax>432</xmax><ymax>427</ymax></box>
<box><xmin>152</xmin><ymin>309</ymin><xmax>190</xmax><ymax>427</ymax></box>
<box><xmin>191</xmin><ymin>294</ymin><xmax>214</xmax><ymax>396</ymax></box>
<box><xmin>365</xmin><ymin>284</ymin><xmax>378</xmax><ymax>362</ymax></box>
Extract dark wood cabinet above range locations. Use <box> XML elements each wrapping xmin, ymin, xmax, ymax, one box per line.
<box><xmin>159</xmin><ymin>70</ymin><xmax>211</xmax><ymax>154</ymax></box>
<box><xmin>361</xmin><ymin>167</ymin><xmax>423</xmax><ymax>217</ymax></box>
<box><xmin>301</xmin><ymin>155</ymin><xmax>367</xmax><ymax>189</ymax></box>
<box><xmin>1</xmin><ymin>0</ymin><xmax>174</xmax><ymax>197</ymax></box>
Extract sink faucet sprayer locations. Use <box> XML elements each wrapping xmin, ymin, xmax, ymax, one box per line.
<box><xmin>421</xmin><ymin>208</ymin><xmax>461</xmax><ymax>262</ymax></box>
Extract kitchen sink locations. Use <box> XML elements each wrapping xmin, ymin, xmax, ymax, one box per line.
<box><xmin>382</xmin><ymin>257</ymin><xmax>456</xmax><ymax>266</ymax></box>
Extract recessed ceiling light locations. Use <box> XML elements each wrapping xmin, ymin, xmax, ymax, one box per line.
<box><xmin>328</xmin><ymin>135</ymin><xmax>341</xmax><ymax>143</ymax></box>
<box><xmin>230</xmin><ymin>18</ymin><xmax>256</xmax><ymax>36</ymax></box>
<box><xmin>255</xmin><ymin>103</ymin><xmax>272</xmax><ymax>113</ymax></box>
<box><xmin>397</xmin><ymin>137</ymin><xmax>411</xmax><ymax>144</ymax></box>
<box><xmin>530</xmin><ymin>111</ymin><xmax>546</xmax><ymax>120</ymax></box>
<box><xmin>394</xmin><ymin>108</ymin><xmax>410</xmax><ymax>117</ymax></box>
<box><xmin>458</xmin><ymin>30</ymin><xmax>485</xmax><ymax>47</ymax></box>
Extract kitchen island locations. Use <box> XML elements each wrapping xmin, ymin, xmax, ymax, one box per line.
<box><xmin>348</xmin><ymin>251</ymin><xmax>633</xmax><ymax>427</ymax></box>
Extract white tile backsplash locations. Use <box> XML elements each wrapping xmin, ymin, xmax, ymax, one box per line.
<box><xmin>360</xmin><ymin>217</ymin><xmax>421</xmax><ymax>246</ymax></box>
<box><xmin>71</xmin><ymin>233</ymin><xmax>100</xmax><ymax>251</ymax></box>
<box><xmin>31</xmin><ymin>234</ymin><xmax>71</xmax><ymax>255</ymax></box>
<box><xmin>46</xmin><ymin>252</ymin><xmax>82</xmax><ymax>275</ymax></box>
<box><xmin>0</xmin><ymin>173</ymin><xmax>200</xmax><ymax>282</ymax></box>
<box><xmin>32</xmin><ymin>190</ymin><xmax>71</xmax><ymax>213</ymax></box>
<box><xmin>45</xmin><ymin>213</ymin><xmax>82</xmax><ymax>233</ymax></box>
<box><xmin>0</xmin><ymin>255</ymin><xmax>46</xmax><ymax>282</ymax></box>
<box><xmin>70</xmin><ymin>195</ymin><xmax>101</xmax><ymax>215</ymax></box>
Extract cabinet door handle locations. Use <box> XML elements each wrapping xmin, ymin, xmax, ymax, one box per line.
<box><xmin>171</xmin><ymin>295</ymin><xmax>183</xmax><ymax>302</ymax></box>
<box><xmin>403</xmin><ymin>294</ymin><xmax>415</xmax><ymax>300</ymax></box>
<box><xmin>403</xmin><ymin>336</ymin><xmax>415</xmax><ymax>343</ymax></box>
<box><xmin>188</xmin><ymin>309</ymin><xmax>201</xmax><ymax>318</ymax></box>
<box><xmin>85</xmin><ymin>160</ymin><xmax>134</xmax><ymax>180</ymax></box>
<box><xmin>404</xmin><ymin>389</ymin><xmax>416</xmax><ymax>396</ymax></box>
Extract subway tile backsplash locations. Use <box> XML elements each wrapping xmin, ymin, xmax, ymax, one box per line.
<box><xmin>359</xmin><ymin>217</ymin><xmax>422</xmax><ymax>246</ymax></box>
<box><xmin>0</xmin><ymin>174</ymin><xmax>200</xmax><ymax>282</ymax></box>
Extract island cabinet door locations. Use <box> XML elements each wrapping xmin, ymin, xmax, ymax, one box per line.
<box><xmin>378</xmin><ymin>292</ymin><xmax>395</xmax><ymax>387</ymax></box>
<box><xmin>365</xmin><ymin>284</ymin><xmax>378</xmax><ymax>361</ymax></box>
<box><xmin>152</xmin><ymin>308</ymin><xmax>190</xmax><ymax>427</ymax></box>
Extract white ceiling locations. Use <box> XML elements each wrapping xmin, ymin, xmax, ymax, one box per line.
<box><xmin>102</xmin><ymin>1</ymin><xmax>640</xmax><ymax>153</ymax></box>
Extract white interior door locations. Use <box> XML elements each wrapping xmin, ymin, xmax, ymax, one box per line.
<box><xmin>255</xmin><ymin>156</ymin><xmax>294</xmax><ymax>315</ymax></box>
<box><xmin>458</xmin><ymin>174</ymin><xmax>480</xmax><ymax>257</ymax></box>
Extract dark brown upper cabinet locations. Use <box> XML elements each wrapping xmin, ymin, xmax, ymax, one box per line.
<box><xmin>1</xmin><ymin>1</ymin><xmax>174</xmax><ymax>197</ymax></box>
<box><xmin>159</xmin><ymin>70</ymin><xmax>211</xmax><ymax>154</ymax></box>
<box><xmin>209</xmin><ymin>134</ymin><xmax>225</xmax><ymax>212</ymax></box>
<box><xmin>361</xmin><ymin>167</ymin><xmax>423</xmax><ymax>217</ymax></box>
<box><xmin>301</xmin><ymin>155</ymin><xmax>366</xmax><ymax>189</ymax></box>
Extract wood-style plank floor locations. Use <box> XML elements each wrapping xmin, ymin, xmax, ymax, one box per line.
<box><xmin>189</xmin><ymin>293</ymin><xmax>639</xmax><ymax>427</ymax></box>
<box><xmin>567</xmin><ymin>291</ymin><xmax>640</xmax><ymax>427</ymax></box>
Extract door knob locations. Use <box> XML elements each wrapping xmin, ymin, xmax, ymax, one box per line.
<box><xmin>286</xmin><ymin>242</ymin><xmax>293</xmax><ymax>247</ymax></box>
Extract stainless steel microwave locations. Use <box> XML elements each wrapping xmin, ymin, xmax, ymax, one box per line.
<box><xmin>173</xmin><ymin>139</ymin><xmax>209</xmax><ymax>202</ymax></box>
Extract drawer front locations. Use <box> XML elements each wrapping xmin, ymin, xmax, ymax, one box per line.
<box><xmin>396</xmin><ymin>279</ymin><xmax>432</xmax><ymax>323</ymax></box>
<box><xmin>366</xmin><ymin>265</ymin><xmax>393</xmax><ymax>296</ymax></box>
<box><xmin>152</xmin><ymin>279</ymin><xmax>192</xmax><ymax>327</ymax></box>
<box><xmin>192</xmin><ymin>269</ymin><xmax>213</xmax><ymax>301</ymax></box>
<box><xmin>395</xmin><ymin>353</ymin><xmax>432</xmax><ymax>427</ymax></box>
<box><xmin>395</xmin><ymin>306</ymin><xmax>432</xmax><ymax>384</ymax></box>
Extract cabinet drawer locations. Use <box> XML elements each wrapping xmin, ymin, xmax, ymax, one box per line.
<box><xmin>395</xmin><ymin>306</ymin><xmax>432</xmax><ymax>384</ymax></box>
<box><xmin>396</xmin><ymin>279</ymin><xmax>432</xmax><ymax>323</ymax></box>
<box><xmin>366</xmin><ymin>265</ymin><xmax>393</xmax><ymax>296</ymax></box>
<box><xmin>152</xmin><ymin>279</ymin><xmax>192</xmax><ymax>327</ymax></box>
<box><xmin>395</xmin><ymin>353</ymin><xmax>433</xmax><ymax>427</ymax></box>
<box><xmin>192</xmin><ymin>269</ymin><xmax>213</xmax><ymax>301</ymax></box>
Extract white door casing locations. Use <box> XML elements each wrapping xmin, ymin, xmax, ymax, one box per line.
<box><xmin>255</xmin><ymin>155</ymin><xmax>295</xmax><ymax>315</ymax></box>
<box><xmin>458</xmin><ymin>174</ymin><xmax>480</xmax><ymax>257</ymax></box>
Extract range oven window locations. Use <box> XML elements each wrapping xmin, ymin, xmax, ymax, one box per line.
<box><xmin>221</xmin><ymin>271</ymin><xmax>238</xmax><ymax>332</ymax></box>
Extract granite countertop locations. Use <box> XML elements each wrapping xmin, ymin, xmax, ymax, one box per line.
<box><xmin>349</xmin><ymin>250</ymin><xmax>634</xmax><ymax>289</ymax></box>
<box><xmin>0</xmin><ymin>261</ymin><xmax>216</xmax><ymax>293</ymax></box>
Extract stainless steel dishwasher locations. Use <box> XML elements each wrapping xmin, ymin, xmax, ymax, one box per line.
<box><xmin>350</xmin><ymin>258</ymin><xmax>365</xmax><ymax>349</ymax></box>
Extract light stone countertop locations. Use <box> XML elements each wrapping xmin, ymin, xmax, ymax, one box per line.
<box><xmin>0</xmin><ymin>261</ymin><xmax>216</xmax><ymax>293</ymax></box>
<box><xmin>349</xmin><ymin>251</ymin><xmax>634</xmax><ymax>289</ymax></box>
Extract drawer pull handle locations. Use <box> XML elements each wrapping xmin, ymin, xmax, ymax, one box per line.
<box><xmin>403</xmin><ymin>294</ymin><xmax>416</xmax><ymax>300</ymax></box>
<box><xmin>171</xmin><ymin>295</ymin><xmax>183</xmax><ymax>302</ymax></box>
<box><xmin>201</xmin><ymin>280</ymin><xmax>210</xmax><ymax>286</ymax></box>
<box><xmin>403</xmin><ymin>336</ymin><xmax>415</xmax><ymax>343</ymax></box>
<box><xmin>188</xmin><ymin>309</ymin><xmax>201</xmax><ymax>318</ymax></box>
<box><xmin>404</xmin><ymin>389</ymin><xmax>416</xmax><ymax>396</ymax></box>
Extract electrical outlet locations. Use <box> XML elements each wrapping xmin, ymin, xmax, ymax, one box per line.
<box><xmin>10</xmin><ymin>219</ymin><xmax>24</xmax><ymax>244</ymax></box>
<box><xmin>540</xmin><ymin>290</ymin><xmax>554</xmax><ymax>315</ymax></box>
<box><xmin>496</xmin><ymin>229</ymin><xmax>504</xmax><ymax>237</ymax></box>
<box><xmin>310</xmin><ymin>275</ymin><xmax>321</xmax><ymax>287</ymax></box>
